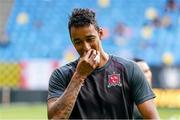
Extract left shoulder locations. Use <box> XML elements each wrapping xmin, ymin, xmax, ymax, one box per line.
<box><xmin>110</xmin><ymin>55</ymin><xmax>141</xmax><ymax>79</ymax></box>
<box><xmin>111</xmin><ymin>55</ymin><xmax>137</xmax><ymax>70</ymax></box>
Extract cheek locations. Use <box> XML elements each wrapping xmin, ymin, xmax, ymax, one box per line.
<box><xmin>74</xmin><ymin>46</ymin><xmax>83</xmax><ymax>56</ymax></box>
<box><xmin>92</xmin><ymin>40</ymin><xmax>100</xmax><ymax>50</ymax></box>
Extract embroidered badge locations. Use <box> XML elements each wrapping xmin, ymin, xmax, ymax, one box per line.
<box><xmin>107</xmin><ymin>73</ymin><xmax>122</xmax><ymax>88</ymax></box>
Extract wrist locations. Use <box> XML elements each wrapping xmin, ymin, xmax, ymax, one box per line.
<box><xmin>73</xmin><ymin>72</ymin><xmax>86</xmax><ymax>83</ymax></box>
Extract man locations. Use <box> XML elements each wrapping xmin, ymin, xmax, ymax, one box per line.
<box><xmin>133</xmin><ymin>58</ymin><xmax>153</xmax><ymax>119</ymax></box>
<box><xmin>47</xmin><ymin>8</ymin><xmax>159</xmax><ymax>119</ymax></box>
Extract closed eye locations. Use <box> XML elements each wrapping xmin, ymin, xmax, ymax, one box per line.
<box><xmin>74</xmin><ymin>41</ymin><xmax>81</xmax><ymax>44</ymax></box>
<box><xmin>86</xmin><ymin>36</ymin><xmax>95</xmax><ymax>42</ymax></box>
<box><xmin>73</xmin><ymin>39</ymin><xmax>82</xmax><ymax>45</ymax></box>
<box><xmin>87</xmin><ymin>38</ymin><xmax>94</xmax><ymax>42</ymax></box>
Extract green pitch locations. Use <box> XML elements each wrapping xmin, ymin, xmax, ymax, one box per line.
<box><xmin>0</xmin><ymin>104</ymin><xmax>180</xmax><ymax>119</ymax></box>
<box><xmin>0</xmin><ymin>103</ymin><xmax>47</xmax><ymax>120</ymax></box>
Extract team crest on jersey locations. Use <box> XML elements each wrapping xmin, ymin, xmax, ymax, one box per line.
<box><xmin>107</xmin><ymin>73</ymin><xmax>122</xmax><ymax>88</ymax></box>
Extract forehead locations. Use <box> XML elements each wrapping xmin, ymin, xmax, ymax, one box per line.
<box><xmin>70</xmin><ymin>24</ymin><xmax>98</xmax><ymax>39</ymax></box>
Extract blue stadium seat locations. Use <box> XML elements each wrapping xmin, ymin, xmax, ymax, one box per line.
<box><xmin>0</xmin><ymin>0</ymin><xmax>180</xmax><ymax>66</ymax></box>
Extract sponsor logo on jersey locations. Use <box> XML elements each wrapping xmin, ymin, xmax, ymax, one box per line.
<box><xmin>107</xmin><ymin>73</ymin><xmax>122</xmax><ymax>88</ymax></box>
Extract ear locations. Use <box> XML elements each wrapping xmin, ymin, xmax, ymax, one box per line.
<box><xmin>98</xmin><ymin>28</ymin><xmax>103</xmax><ymax>40</ymax></box>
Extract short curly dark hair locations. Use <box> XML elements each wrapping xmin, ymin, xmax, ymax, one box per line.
<box><xmin>68</xmin><ymin>8</ymin><xmax>100</xmax><ymax>33</ymax></box>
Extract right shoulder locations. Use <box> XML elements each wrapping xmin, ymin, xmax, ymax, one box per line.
<box><xmin>54</xmin><ymin>59</ymin><xmax>78</xmax><ymax>73</ymax></box>
<box><xmin>50</xmin><ymin>59</ymin><xmax>78</xmax><ymax>84</ymax></box>
<box><xmin>48</xmin><ymin>59</ymin><xmax>79</xmax><ymax>100</ymax></box>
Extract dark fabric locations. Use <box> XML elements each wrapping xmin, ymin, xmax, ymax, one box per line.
<box><xmin>48</xmin><ymin>55</ymin><xmax>155</xmax><ymax>119</ymax></box>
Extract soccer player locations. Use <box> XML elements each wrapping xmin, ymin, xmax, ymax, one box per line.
<box><xmin>133</xmin><ymin>58</ymin><xmax>153</xmax><ymax>119</ymax></box>
<box><xmin>47</xmin><ymin>8</ymin><xmax>159</xmax><ymax>119</ymax></box>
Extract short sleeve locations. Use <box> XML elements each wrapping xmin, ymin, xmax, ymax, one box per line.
<box><xmin>48</xmin><ymin>68</ymin><xmax>67</xmax><ymax>100</ymax></box>
<box><xmin>130</xmin><ymin>62</ymin><xmax>155</xmax><ymax>105</ymax></box>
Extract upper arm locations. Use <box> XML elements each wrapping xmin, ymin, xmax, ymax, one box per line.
<box><xmin>137</xmin><ymin>99</ymin><xmax>159</xmax><ymax>119</ymax></box>
<box><xmin>130</xmin><ymin>62</ymin><xmax>155</xmax><ymax>104</ymax></box>
<box><xmin>128</xmin><ymin>62</ymin><xmax>159</xmax><ymax>118</ymax></box>
<box><xmin>47</xmin><ymin>64</ymin><xmax>78</xmax><ymax>119</ymax></box>
<box><xmin>47</xmin><ymin>97</ymin><xmax>58</xmax><ymax>116</ymax></box>
<box><xmin>48</xmin><ymin>97</ymin><xmax>57</xmax><ymax>108</ymax></box>
<box><xmin>48</xmin><ymin>69</ymin><xmax>67</xmax><ymax>100</ymax></box>
<box><xmin>47</xmin><ymin>69</ymin><xmax>65</xmax><ymax>118</ymax></box>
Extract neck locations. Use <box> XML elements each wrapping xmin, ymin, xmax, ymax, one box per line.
<box><xmin>98</xmin><ymin>52</ymin><xmax>109</xmax><ymax>68</ymax></box>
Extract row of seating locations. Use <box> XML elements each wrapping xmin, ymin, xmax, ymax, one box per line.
<box><xmin>0</xmin><ymin>0</ymin><xmax>180</xmax><ymax>65</ymax></box>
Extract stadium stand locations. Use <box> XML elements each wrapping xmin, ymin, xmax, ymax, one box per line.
<box><xmin>0</xmin><ymin>0</ymin><xmax>180</xmax><ymax>91</ymax></box>
<box><xmin>0</xmin><ymin>0</ymin><xmax>179</xmax><ymax>65</ymax></box>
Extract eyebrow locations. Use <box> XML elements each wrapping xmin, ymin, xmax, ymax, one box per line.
<box><xmin>73</xmin><ymin>38</ymin><xmax>80</xmax><ymax>42</ymax></box>
<box><xmin>73</xmin><ymin>35</ymin><xmax>95</xmax><ymax>41</ymax></box>
<box><xmin>86</xmin><ymin>35</ymin><xmax>96</xmax><ymax>38</ymax></box>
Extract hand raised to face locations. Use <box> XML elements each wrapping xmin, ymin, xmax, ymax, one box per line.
<box><xmin>75</xmin><ymin>49</ymin><xmax>100</xmax><ymax>78</ymax></box>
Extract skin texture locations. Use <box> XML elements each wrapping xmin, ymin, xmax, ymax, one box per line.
<box><xmin>137</xmin><ymin>99</ymin><xmax>159</xmax><ymax>119</ymax></box>
<box><xmin>47</xmin><ymin>24</ymin><xmax>159</xmax><ymax>119</ymax></box>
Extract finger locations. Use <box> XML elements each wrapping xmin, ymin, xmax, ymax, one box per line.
<box><xmin>89</xmin><ymin>49</ymin><xmax>97</xmax><ymax>59</ymax></box>
<box><xmin>94</xmin><ymin>55</ymin><xmax>100</xmax><ymax>64</ymax></box>
<box><xmin>95</xmin><ymin>51</ymin><xmax>100</xmax><ymax>63</ymax></box>
<box><xmin>84</xmin><ymin>49</ymin><xmax>93</xmax><ymax>59</ymax></box>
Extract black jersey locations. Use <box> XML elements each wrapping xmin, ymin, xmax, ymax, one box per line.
<box><xmin>48</xmin><ymin>55</ymin><xmax>155</xmax><ymax>119</ymax></box>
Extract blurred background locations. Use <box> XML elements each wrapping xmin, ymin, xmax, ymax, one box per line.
<box><xmin>0</xmin><ymin>0</ymin><xmax>180</xmax><ymax>119</ymax></box>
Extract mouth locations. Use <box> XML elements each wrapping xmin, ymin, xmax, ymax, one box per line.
<box><xmin>81</xmin><ymin>49</ymin><xmax>98</xmax><ymax>57</ymax></box>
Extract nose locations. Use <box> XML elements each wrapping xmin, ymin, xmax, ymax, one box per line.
<box><xmin>83</xmin><ymin>42</ymin><xmax>91</xmax><ymax>53</ymax></box>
